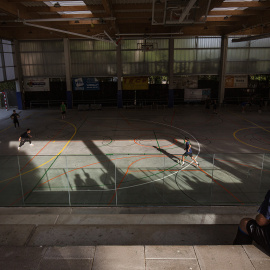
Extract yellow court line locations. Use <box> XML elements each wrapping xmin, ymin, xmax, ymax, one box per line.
<box><xmin>233</xmin><ymin>127</ymin><xmax>270</xmax><ymax>152</ymax></box>
<box><xmin>231</xmin><ymin>111</ymin><xmax>270</xmax><ymax>151</ymax></box>
<box><xmin>0</xmin><ymin>119</ymin><xmax>77</xmax><ymax>184</ymax></box>
<box><xmin>242</xmin><ymin>118</ymin><xmax>270</xmax><ymax>134</ymax></box>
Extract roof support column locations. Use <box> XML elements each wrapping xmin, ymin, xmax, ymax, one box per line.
<box><xmin>218</xmin><ymin>35</ymin><xmax>228</xmax><ymax>104</ymax></box>
<box><xmin>64</xmin><ymin>38</ymin><xmax>72</xmax><ymax>109</ymax></box>
<box><xmin>14</xmin><ymin>40</ymin><xmax>24</xmax><ymax>110</ymax></box>
<box><xmin>117</xmin><ymin>43</ymin><xmax>123</xmax><ymax>108</ymax></box>
<box><xmin>168</xmin><ymin>37</ymin><xmax>174</xmax><ymax>108</ymax></box>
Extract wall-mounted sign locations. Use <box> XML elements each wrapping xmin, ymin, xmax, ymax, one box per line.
<box><xmin>24</xmin><ymin>78</ymin><xmax>50</xmax><ymax>91</ymax></box>
<box><xmin>225</xmin><ymin>75</ymin><xmax>248</xmax><ymax>88</ymax></box>
<box><xmin>172</xmin><ymin>76</ymin><xmax>198</xmax><ymax>89</ymax></box>
<box><xmin>73</xmin><ymin>77</ymin><xmax>100</xmax><ymax>91</ymax></box>
<box><xmin>184</xmin><ymin>88</ymin><xmax>211</xmax><ymax>102</ymax></box>
<box><xmin>184</xmin><ymin>89</ymin><xmax>202</xmax><ymax>102</ymax></box>
<box><xmin>122</xmin><ymin>77</ymin><xmax>148</xmax><ymax>90</ymax></box>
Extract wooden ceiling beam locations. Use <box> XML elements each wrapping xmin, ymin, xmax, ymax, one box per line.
<box><xmin>194</xmin><ymin>0</ymin><xmax>224</xmax><ymax>22</ymax></box>
<box><xmin>101</xmin><ymin>0</ymin><xmax>117</xmax><ymax>35</ymax></box>
<box><xmin>29</xmin><ymin>5</ymin><xmax>104</xmax><ymax>13</ymax></box>
<box><xmin>206</xmin><ymin>17</ymin><xmax>242</xmax><ymax>22</ymax></box>
<box><xmin>209</xmin><ymin>10</ymin><xmax>268</xmax><ymax>16</ymax></box>
<box><xmin>23</xmin><ymin>4</ymin><xmax>159</xmax><ymax>13</ymax></box>
<box><xmin>223</xmin><ymin>12</ymin><xmax>270</xmax><ymax>35</ymax></box>
<box><xmin>0</xmin><ymin>0</ymin><xmax>37</xmax><ymax>19</ymax></box>
<box><xmin>219</xmin><ymin>2</ymin><xmax>270</xmax><ymax>8</ymax></box>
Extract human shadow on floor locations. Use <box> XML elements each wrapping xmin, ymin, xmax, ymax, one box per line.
<box><xmin>153</xmin><ymin>146</ymin><xmax>179</xmax><ymax>163</ymax></box>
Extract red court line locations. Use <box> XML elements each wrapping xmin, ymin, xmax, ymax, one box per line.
<box><xmin>10</xmin><ymin>154</ymin><xmax>246</xmax><ymax>205</ymax></box>
<box><xmin>108</xmin><ymin>156</ymin><xmax>156</xmax><ymax>205</ymax></box>
<box><xmin>108</xmin><ymin>158</ymin><xmax>244</xmax><ymax>205</ymax></box>
<box><xmin>198</xmin><ymin>165</ymin><xmax>243</xmax><ymax>204</ymax></box>
<box><xmin>9</xmin><ymin>154</ymin><xmax>147</xmax><ymax>205</ymax></box>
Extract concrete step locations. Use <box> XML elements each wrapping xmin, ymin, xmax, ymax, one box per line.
<box><xmin>0</xmin><ymin>206</ymin><xmax>257</xmax><ymax>225</ymax></box>
<box><xmin>0</xmin><ymin>245</ymin><xmax>269</xmax><ymax>270</ymax></box>
<box><xmin>0</xmin><ymin>224</ymin><xmax>238</xmax><ymax>246</ymax></box>
<box><xmin>0</xmin><ymin>206</ymin><xmax>257</xmax><ymax>246</ymax></box>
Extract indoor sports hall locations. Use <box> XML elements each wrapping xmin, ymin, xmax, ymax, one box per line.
<box><xmin>1</xmin><ymin>1</ymin><xmax>270</xmax><ymax>267</ymax></box>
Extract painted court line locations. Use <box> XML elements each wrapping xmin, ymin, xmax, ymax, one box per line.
<box><xmin>0</xmin><ymin>120</ymin><xmax>77</xmax><ymax>189</ymax></box>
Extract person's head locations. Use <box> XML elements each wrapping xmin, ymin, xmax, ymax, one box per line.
<box><xmin>62</xmin><ymin>101</ymin><xmax>64</xmax><ymax>104</ymax></box>
<box><xmin>27</xmin><ymin>129</ymin><xmax>31</xmax><ymax>134</ymax></box>
<box><xmin>185</xmin><ymin>137</ymin><xmax>189</xmax><ymax>142</ymax></box>
<box><xmin>13</xmin><ymin>110</ymin><xmax>16</xmax><ymax>113</ymax></box>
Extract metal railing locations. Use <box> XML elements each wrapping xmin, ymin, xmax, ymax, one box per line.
<box><xmin>0</xmin><ymin>153</ymin><xmax>269</xmax><ymax>207</ymax></box>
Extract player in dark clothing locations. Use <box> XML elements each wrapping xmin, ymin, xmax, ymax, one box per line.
<box><xmin>18</xmin><ymin>129</ymin><xmax>34</xmax><ymax>150</ymax></box>
<box><xmin>233</xmin><ymin>190</ymin><xmax>270</xmax><ymax>253</ymax></box>
<box><xmin>10</xmin><ymin>110</ymin><xmax>20</xmax><ymax>128</ymax></box>
<box><xmin>179</xmin><ymin>137</ymin><xmax>199</xmax><ymax>167</ymax></box>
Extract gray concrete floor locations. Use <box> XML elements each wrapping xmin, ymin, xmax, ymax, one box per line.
<box><xmin>0</xmin><ymin>104</ymin><xmax>269</xmax><ymax>207</ymax></box>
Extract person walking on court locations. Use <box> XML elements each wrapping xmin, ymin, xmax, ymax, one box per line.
<box><xmin>60</xmin><ymin>101</ymin><xmax>66</xmax><ymax>119</ymax></box>
<box><xmin>18</xmin><ymin>129</ymin><xmax>34</xmax><ymax>150</ymax></box>
<box><xmin>179</xmin><ymin>137</ymin><xmax>199</xmax><ymax>167</ymax></box>
<box><xmin>233</xmin><ymin>190</ymin><xmax>270</xmax><ymax>254</ymax></box>
<box><xmin>10</xmin><ymin>110</ymin><xmax>20</xmax><ymax>128</ymax></box>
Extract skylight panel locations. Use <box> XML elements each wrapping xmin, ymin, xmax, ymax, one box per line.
<box><xmin>212</xmin><ymin>7</ymin><xmax>248</xmax><ymax>11</ymax></box>
<box><xmin>45</xmin><ymin>1</ymin><xmax>86</xmax><ymax>7</ymax></box>
<box><xmin>224</xmin><ymin>0</ymin><xmax>258</xmax><ymax>2</ymax></box>
<box><xmin>212</xmin><ymin>7</ymin><xmax>238</xmax><ymax>11</ymax></box>
<box><xmin>58</xmin><ymin>11</ymin><xmax>92</xmax><ymax>15</ymax></box>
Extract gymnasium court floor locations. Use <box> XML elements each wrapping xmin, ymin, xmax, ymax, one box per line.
<box><xmin>0</xmin><ymin>104</ymin><xmax>269</xmax><ymax>207</ymax></box>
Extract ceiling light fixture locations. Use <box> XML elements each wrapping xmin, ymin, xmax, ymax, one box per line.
<box><xmin>54</xmin><ymin>2</ymin><xmax>61</xmax><ymax>8</ymax></box>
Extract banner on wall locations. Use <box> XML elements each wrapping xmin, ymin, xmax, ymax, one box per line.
<box><xmin>184</xmin><ymin>88</ymin><xmax>211</xmax><ymax>102</ymax></box>
<box><xmin>24</xmin><ymin>78</ymin><xmax>50</xmax><ymax>91</ymax></box>
<box><xmin>73</xmin><ymin>77</ymin><xmax>100</xmax><ymax>90</ymax></box>
<box><xmin>225</xmin><ymin>75</ymin><xmax>248</xmax><ymax>88</ymax></box>
<box><xmin>122</xmin><ymin>77</ymin><xmax>148</xmax><ymax>90</ymax></box>
<box><xmin>172</xmin><ymin>76</ymin><xmax>198</xmax><ymax>89</ymax></box>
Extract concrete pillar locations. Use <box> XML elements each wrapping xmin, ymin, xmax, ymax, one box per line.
<box><xmin>116</xmin><ymin>43</ymin><xmax>123</xmax><ymax>108</ymax></box>
<box><xmin>13</xmin><ymin>40</ymin><xmax>24</xmax><ymax>110</ymax></box>
<box><xmin>168</xmin><ymin>38</ymin><xmax>174</xmax><ymax>108</ymax></box>
<box><xmin>64</xmin><ymin>38</ymin><xmax>72</xmax><ymax>109</ymax></box>
<box><xmin>218</xmin><ymin>36</ymin><xmax>228</xmax><ymax>104</ymax></box>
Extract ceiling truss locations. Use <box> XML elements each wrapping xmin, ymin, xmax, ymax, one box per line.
<box><xmin>0</xmin><ymin>0</ymin><xmax>269</xmax><ymax>40</ymax></box>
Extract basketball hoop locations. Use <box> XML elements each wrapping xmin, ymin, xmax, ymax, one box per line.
<box><xmin>137</xmin><ymin>41</ymin><xmax>158</xmax><ymax>52</ymax></box>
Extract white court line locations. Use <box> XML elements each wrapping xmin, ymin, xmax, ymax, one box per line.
<box><xmin>60</xmin><ymin>118</ymin><xmax>201</xmax><ymax>192</ymax></box>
